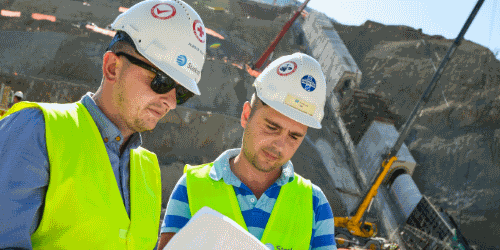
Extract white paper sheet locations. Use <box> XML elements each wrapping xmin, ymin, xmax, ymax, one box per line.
<box><xmin>163</xmin><ymin>206</ymin><xmax>271</xmax><ymax>250</ymax></box>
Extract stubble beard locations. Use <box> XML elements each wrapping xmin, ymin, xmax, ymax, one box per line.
<box><xmin>133</xmin><ymin>104</ymin><xmax>162</xmax><ymax>133</ymax></box>
<box><xmin>116</xmin><ymin>79</ymin><xmax>152</xmax><ymax>133</ymax></box>
<box><xmin>242</xmin><ymin>146</ymin><xmax>281</xmax><ymax>173</ymax></box>
<box><xmin>132</xmin><ymin>117</ymin><xmax>150</xmax><ymax>132</ymax></box>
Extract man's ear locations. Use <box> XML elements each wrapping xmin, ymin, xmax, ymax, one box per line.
<box><xmin>241</xmin><ymin>101</ymin><xmax>251</xmax><ymax>129</ymax></box>
<box><xmin>102</xmin><ymin>51</ymin><xmax>120</xmax><ymax>83</ymax></box>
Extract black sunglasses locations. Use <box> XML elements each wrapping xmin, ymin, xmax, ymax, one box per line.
<box><xmin>115</xmin><ymin>52</ymin><xmax>195</xmax><ymax>104</ymax></box>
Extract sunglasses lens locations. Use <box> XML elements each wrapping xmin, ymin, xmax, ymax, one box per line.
<box><xmin>151</xmin><ymin>73</ymin><xmax>176</xmax><ymax>94</ymax></box>
<box><xmin>150</xmin><ymin>73</ymin><xmax>195</xmax><ymax>104</ymax></box>
<box><xmin>176</xmin><ymin>85</ymin><xmax>195</xmax><ymax>104</ymax></box>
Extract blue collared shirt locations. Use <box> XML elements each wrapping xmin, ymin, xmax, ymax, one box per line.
<box><xmin>0</xmin><ymin>93</ymin><xmax>142</xmax><ymax>249</ymax></box>
<box><xmin>161</xmin><ymin>148</ymin><xmax>337</xmax><ymax>250</ymax></box>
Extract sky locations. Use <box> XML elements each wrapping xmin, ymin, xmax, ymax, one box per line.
<box><xmin>298</xmin><ymin>0</ymin><xmax>500</xmax><ymax>58</ymax></box>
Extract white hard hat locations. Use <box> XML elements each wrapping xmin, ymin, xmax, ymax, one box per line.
<box><xmin>14</xmin><ymin>91</ymin><xmax>23</xmax><ymax>99</ymax></box>
<box><xmin>254</xmin><ymin>53</ymin><xmax>326</xmax><ymax>129</ymax></box>
<box><xmin>110</xmin><ymin>0</ymin><xmax>206</xmax><ymax>95</ymax></box>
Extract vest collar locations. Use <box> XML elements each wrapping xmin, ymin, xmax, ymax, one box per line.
<box><xmin>210</xmin><ymin>148</ymin><xmax>295</xmax><ymax>187</ymax></box>
<box><xmin>80</xmin><ymin>93</ymin><xmax>142</xmax><ymax>150</ymax></box>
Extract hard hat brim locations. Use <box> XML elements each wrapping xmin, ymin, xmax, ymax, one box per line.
<box><xmin>254</xmin><ymin>52</ymin><xmax>326</xmax><ymax>129</ymax></box>
<box><xmin>258</xmin><ymin>94</ymin><xmax>322</xmax><ymax>129</ymax></box>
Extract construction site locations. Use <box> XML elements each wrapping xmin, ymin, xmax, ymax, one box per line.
<box><xmin>1</xmin><ymin>0</ymin><xmax>499</xmax><ymax>249</ymax></box>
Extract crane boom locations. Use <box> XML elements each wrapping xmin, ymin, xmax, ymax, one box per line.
<box><xmin>334</xmin><ymin>0</ymin><xmax>486</xmax><ymax>246</ymax></box>
<box><xmin>386</xmin><ymin>0</ymin><xmax>485</xmax><ymax>160</ymax></box>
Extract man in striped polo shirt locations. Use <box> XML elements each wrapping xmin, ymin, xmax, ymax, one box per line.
<box><xmin>158</xmin><ymin>53</ymin><xmax>337</xmax><ymax>250</ymax></box>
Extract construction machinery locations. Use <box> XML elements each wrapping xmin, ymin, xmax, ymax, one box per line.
<box><xmin>332</xmin><ymin>0</ymin><xmax>485</xmax><ymax>249</ymax></box>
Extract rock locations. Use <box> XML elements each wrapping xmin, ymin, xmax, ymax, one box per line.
<box><xmin>449</xmin><ymin>104</ymin><xmax>479</xmax><ymax>128</ymax></box>
<box><xmin>334</xmin><ymin>20</ymin><xmax>500</xmax><ymax>249</ymax></box>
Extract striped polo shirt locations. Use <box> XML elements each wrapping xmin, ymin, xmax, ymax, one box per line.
<box><xmin>161</xmin><ymin>149</ymin><xmax>337</xmax><ymax>250</ymax></box>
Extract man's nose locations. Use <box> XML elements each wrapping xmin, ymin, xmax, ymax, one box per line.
<box><xmin>272</xmin><ymin>133</ymin><xmax>287</xmax><ymax>149</ymax></box>
<box><xmin>162</xmin><ymin>87</ymin><xmax>177</xmax><ymax>111</ymax></box>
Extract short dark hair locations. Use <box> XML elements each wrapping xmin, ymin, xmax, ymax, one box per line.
<box><xmin>107</xmin><ymin>31</ymin><xmax>137</xmax><ymax>52</ymax></box>
<box><xmin>248</xmin><ymin>93</ymin><xmax>268</xmax><ymax>120</ymax></box>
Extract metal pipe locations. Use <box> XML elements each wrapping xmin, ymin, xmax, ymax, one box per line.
<box><xmin>253</xmin><ymin>0</ymin><xmax>311</xmax><ymax>70</ymax></box>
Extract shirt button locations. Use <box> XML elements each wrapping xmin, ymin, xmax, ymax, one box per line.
<box><xmin>250</xmin><ymin>198</ymin><xmax>255</xmax><ymax>203</ymax></box>
<box><xmin>115</xmin><ymin>136</ymin><xmax>121</xmax><ymax>141</ymax></box>
<box><xmin>103</xmin><ymin>137</ymin><xmax>109</xmax><ymax>143</ymax></box>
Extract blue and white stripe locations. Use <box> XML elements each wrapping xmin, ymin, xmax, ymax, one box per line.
<box><xmin>161</xmin><ymin>149</ymin><xmax>337</xmax><ymax>250</ymax></box>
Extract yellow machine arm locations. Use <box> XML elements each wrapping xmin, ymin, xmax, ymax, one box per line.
<box><xmin>334</xmin><ymin>156</ymin><xmax>397</xmax><ymax>238</ymax></box>
<box><xmin>334</xmin><ymin>0</ymin><xmax>484</xmax><ymax>242</ymax></box>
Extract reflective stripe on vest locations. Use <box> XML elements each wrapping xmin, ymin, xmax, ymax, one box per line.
<box><xmin>7</xmin><ymin>102</ymin><xmax>161</xmax><ymax>249</ymax></box>
<box><xmin>184</xmin><ymin>163</ymin><xmax>313</xmax><ymax>249</ymax></box>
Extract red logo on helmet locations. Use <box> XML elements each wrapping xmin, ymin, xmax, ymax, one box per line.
<box><xmin>193</xmin><ymin>20</ymin><xmax>205</xmax><ymax>43</ymax></box>
<box><xmin>151</xmin><ymin>3</ymin><xmax>176</xmax><ymax>20</ymax></box>
<box><xmin>277</xmin><ymin>61</ymin><xmax>297</xmax><ymax>76</ymax></box>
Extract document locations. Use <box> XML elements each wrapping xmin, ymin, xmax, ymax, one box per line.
<box><xmin>163</xmin><ymin>206</ymin><xmax>270</xmax><ymax>250</ymax></box>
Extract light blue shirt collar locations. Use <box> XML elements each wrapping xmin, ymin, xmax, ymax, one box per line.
<box><xmin>80</xmin><ymin>92</ymin><xmax>142</xmax><ymax>150</ymax></box>
<box><xmin>209</xmin><ymin>148</ymin><xmax>295</xmax><ymax>187</ymax></box>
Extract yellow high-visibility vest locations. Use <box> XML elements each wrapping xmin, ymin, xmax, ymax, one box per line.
<box><xmin>5</xmin><ymin>102</ymin><xmax>161</xmax><ymax>249</ymax></box>
<box><xmin>184</xmin><ymin>163</ymin><xmax>313</xmax><ymax>250</ymax></box>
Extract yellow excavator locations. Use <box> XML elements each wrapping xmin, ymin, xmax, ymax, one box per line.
<box><xmin>333</xmin><ymin>0</ymin><xmax>484</xmax><ymax>249</ymax></box>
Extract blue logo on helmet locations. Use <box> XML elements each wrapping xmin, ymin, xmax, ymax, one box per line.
<box><xmin>301</xmin><ymin>75</ymin><xmax>316</xmax><ymax>92</ymax></box>
<box><xmin>176</xmin><ymin>55</ymin><xmax>187</xmax><ymax>66</ymax></box>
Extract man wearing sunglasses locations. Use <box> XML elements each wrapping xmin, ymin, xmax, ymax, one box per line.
<box><xmin>0</xmin><ymin>0</ymin><xmax>206</xmax><ymax>249</ymax></box>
